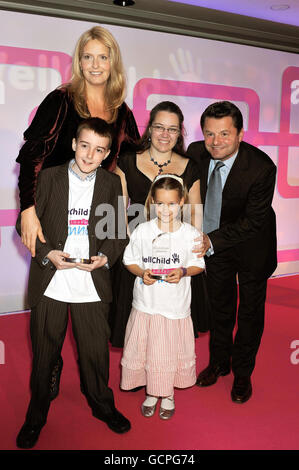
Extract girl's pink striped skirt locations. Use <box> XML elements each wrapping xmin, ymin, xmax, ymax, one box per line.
<box><xmin>120</xmin><ymin>308</ymin><xmax>196</xmax><ymax>397</ymax></box>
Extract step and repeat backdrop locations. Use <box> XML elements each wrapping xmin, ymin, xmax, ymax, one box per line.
<box><xmin>0</xmin><ymin>10</ymin><xmax>299</xmax><ymax>313</ymax></box>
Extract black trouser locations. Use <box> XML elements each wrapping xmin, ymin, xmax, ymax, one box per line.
<box><xmin>25</xmin><ymin>296</ymin><xmax>115</xmax><ymax>427</ymax></box>
<box><xmin>205</xmin><ymin>251</ymin><xmax>268</xmax><ymax>377</ymax></box>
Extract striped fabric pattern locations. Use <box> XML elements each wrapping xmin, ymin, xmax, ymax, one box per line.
<box><xmin>121</xmin><ymin>308</ymin><xmax>196</xmax><ymax>397</ymax></box>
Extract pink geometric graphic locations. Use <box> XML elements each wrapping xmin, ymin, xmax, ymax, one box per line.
<box><xmin>0</xmin><ymin>45</ymin><xmax>72</xmax><ymax>248</ymax></box>
<box><xmin>0</xmin><ymin>45</ymin><xmax>72</xmax><ymax>84</ymax></box>
<box><xmin>0</xmin><ymin>210</ymin><xmax>19</xmax><ymax>246</ymax></box>
<box><xmin>0</xmin><ymin>47</ymin><xmax>298</xmax><ymax>265</ymax></box>
<box><xmin>277</xmin><ymin>66</ymin><xmax>299</xmax><ymax>199</ymax></box>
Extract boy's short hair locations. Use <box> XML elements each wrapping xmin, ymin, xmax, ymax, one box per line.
<box><xmin>76</xmin><ymin>118</ymin><xmax>114</xmax><ymax>148</ymax></box>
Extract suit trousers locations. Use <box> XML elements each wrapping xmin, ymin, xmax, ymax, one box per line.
<box><xmin>205</xmin><ymin>250</ymin><xmax>268</xmax><ymax>377</ymax></box>
<box><xmin>25</xmin><ymin>296</ymin><xmax>115</xmax><ymax>427</ymax></box>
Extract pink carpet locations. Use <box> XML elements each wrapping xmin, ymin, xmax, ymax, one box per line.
<box><xmin>0</xmin><ymin>275</ymin><xmax>298</xmax><ymax>450</ymax></box>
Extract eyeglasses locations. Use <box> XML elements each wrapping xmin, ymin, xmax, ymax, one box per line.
<box><xmin>151</xmin><ymin>124</ymin><xmax>180</xmax><ymax>135</ymax></box>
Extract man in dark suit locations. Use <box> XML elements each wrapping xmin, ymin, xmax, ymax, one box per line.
<box><xmin>187</xmin><ymin>101</ymin><xmax>277</xmax><ymax>403</ymax></box>
<box><xmin>16</xmin><ymin>118</ymin><xmax>130</xmax><ymax>448</ymax></box>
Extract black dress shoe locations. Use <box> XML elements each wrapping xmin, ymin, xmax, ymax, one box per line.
<box><xmin>16</xmin><ymin>422</ymin><xmax>43</xmax><ymax>449</ymax></box>
<box><xmin>93</xmin><ymin>408</ymin><xmax>131</xmax><ymax>434</ymax></box>
<box><xmin>196</xmin><ymin>364</ymin><xmax>230</xmax><ymax>387</ymax></box>
<box><xmin>50</xmin><ymin>356</ymin><xmax>63</xmax><ymax>401</ymax></box>
<box><xmin>231</xmin><ymin>376</ymin><xmax>252</xmax><ymax>403</ymax></box>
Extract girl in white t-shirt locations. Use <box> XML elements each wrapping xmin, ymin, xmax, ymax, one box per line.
<box><xmin>121</xmin><ymin>174</ymin><xmax>205</xmax><ymax>419</ymax></box>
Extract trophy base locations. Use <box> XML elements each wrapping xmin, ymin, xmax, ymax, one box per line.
<box><xmin>64</xmin><ymin>258</ymin><xmax>91</xmax><ymax>264</ymax></box>
<box><xmin>151</xmin><ymin>268</ymin><xmax>176</xmax><ymax>280</ymax></box>
<box><xmin>150</xmin><ymin>274</ymin><xmax>168</xmax><ymax>280</ymax></box>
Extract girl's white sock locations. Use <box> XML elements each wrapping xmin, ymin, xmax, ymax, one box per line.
<box><xmin>161</xmin><ymin>395</ymin><xmax>175</xmax><ymax>410</ymax></box>
<box><xmin>143</xmin><ymin>395</ymin><xmax>159</xmax><ymax>407</ymax></box>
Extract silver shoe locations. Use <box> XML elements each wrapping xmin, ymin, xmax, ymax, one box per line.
<box><xmin>159</xmin><ymin>397</ymin><xmax>175</xmax><ymax>420</ymax></box>
<box><xmin>141</xmin><ymin>402</ymin><xmax>158</xmax><ymax>417</ymax></box>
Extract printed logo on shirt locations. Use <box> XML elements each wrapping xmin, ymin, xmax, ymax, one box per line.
<box><xmin>68</xmin><ymin>207</ymin><xmax>89</xmax><ymax>236</ymax></box>
<box><xmin>142</xmin><ymin>253</ymin><xmax>181</xmax><ymax>265</ymax></box>
<box><xmin>70</xmin><ymin>219</ymin><xmax>89</xmax><ymax>226</ymax></box>
<box><xmin>68</xmin><ymin>208</ymin><xmax>89</xmax><ymax>216</ymax></box>
<box><xmin>68</xmin><ymin>225</ymin><xmax>89</xmax><ymax>236</ymax></box>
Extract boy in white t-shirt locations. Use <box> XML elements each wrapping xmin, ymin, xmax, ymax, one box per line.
<box><xmin>16</xmin><ymin>118</ymin><xmax>129</xmax><ymax>449</ymax></box>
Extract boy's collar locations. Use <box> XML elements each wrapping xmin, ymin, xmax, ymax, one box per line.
<box><xmin>68</xmin><ymin>159</ymin><xmax>97</xmax><ymax>182</ymax></box>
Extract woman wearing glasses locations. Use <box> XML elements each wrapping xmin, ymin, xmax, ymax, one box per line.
<box><xmin>110</xmin><ymin>101</ymin><xmax>210</xmax><ymax>348</ymax></box>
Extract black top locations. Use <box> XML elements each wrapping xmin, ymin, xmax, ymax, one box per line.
<box><xmin>118</xmin><ymin>150</ymin><xmax>200</xmax><ymax>206</ymax></box>
<box><xmin>16</xmin><ymin>88</ymin><xmax>140</xmax><ymax>211</ymax></box>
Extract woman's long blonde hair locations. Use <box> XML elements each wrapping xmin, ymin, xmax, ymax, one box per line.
<box><xmin>67</xmin><ymin>26</ymin><xmax>126</xmax><ymax>122</ymax></box>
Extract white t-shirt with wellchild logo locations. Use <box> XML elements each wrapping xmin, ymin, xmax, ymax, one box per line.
<box><xmin>123</xmin><ymin>219</ymin><xmax>205</xmax><ymax>319</ymax></box>
<box><xmin>44</xmin><ymin>169</ymin><xmax>100</xmax><ymax>303</ymax></box>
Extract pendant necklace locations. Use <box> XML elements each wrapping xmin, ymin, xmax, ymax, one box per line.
<box><xmin>149</xmin><ymin>149</ymin><xmax>172</xmax><ymax>175</ymax></box>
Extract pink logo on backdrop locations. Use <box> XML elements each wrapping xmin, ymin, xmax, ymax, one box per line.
<box><xmin>0</xmin><ymin>46</ymin><xmax>298</xmax><ymax>264</ymax></box>
<box><xmin>0</xmin><ymin>45</ymin><xmax>71</xmax><ymax>82</ymax></box>
<box><xmin>132</xmin><ymin>72</ymin><xmax>299</xmax><ymax>264</ymax></box>
<box><xmin>0</xmin><ymin>45</ymin><xmax>72</xmax><ymax>246</ymax></box>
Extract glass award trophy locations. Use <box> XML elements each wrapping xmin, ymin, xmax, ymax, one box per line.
<box><xmin>151</xmin><ymin>232</ymin><xmax>172</xmax><ymax>280</ymax></box>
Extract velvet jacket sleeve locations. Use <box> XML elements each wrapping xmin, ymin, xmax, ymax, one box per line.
<box><xmin>118</xmin><ymin>103</ymin><xmax>140</xmax><ymax>153</ymax></box>
<box><xmin>15</xmin><ymin>169</ymin><xmax>55</xmax><ymax>266</ymax></box>
<box><xmin>107</xmin><ymin>103</ymin><xmax>140</xmax><ymax>171</ymax></box>
<box><xmin>16</xmin><ymin>89</ymin><xmax>69</xmax><ymax>212</ymax></box>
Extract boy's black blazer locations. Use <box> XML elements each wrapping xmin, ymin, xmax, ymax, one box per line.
<box><xmin>16</xmin><ymin>162</ymin><xmax>128</xmax><ymax>307</ymax></box>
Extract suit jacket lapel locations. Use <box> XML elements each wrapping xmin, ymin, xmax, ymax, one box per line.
<box><xmin>222</xmin><ymin>143</ymin><xmax>249</xmax><ymax>199</ymax></box>
<box><xmin>200</xmin><ymin>158</ymin><xmax>211</xmax><ymax>202</ymax></box>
